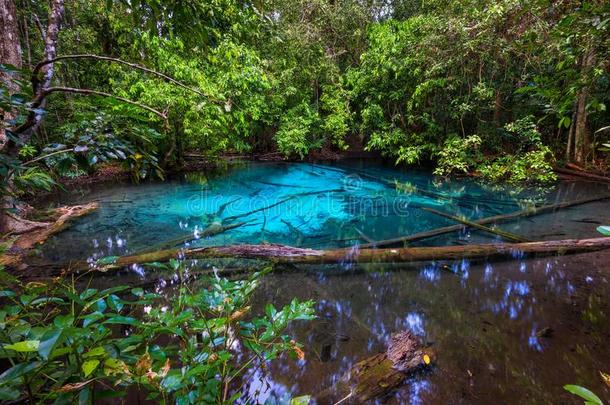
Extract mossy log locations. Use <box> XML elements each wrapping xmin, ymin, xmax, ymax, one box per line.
<box><xmin>361</xmin><ymin>194</ymin><xmax>610</xmax><ymax>248</ymax></box>
<box><xmin>421</xmin><ymin>207</ymin><xmax>529</xmax><ymax>243</ymax></box>
<box><xmin>316</xmin><ymin>330</ymin><xmax>434</xmax><ymax>403</ymax></box>
<box><xmin>60</xmin><ymin>236</ymin><xmax>610</xmax><ymax>273</ymax></box>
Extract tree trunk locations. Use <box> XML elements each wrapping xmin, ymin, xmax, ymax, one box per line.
<box><xmin>27</xmin><ymin>0</ymin><xmax>64</xmax><ymax>139</ymax></box>
<box><xmin>571</xmin><ymin>49</ymin><xmax>595</xmax><ymax>165</ymax></box>
<box><xmin>0</xmin><ymin>0</ymin><xmax>22</xmax><ymax>150</ymax></box>
<box><xmin>0</xmin><ymin>0</ymin><xmax>22</xmax><ymax>233</ymax></box>
<box><xmin>35</xmin><ymin>236</ymin><xmax>610</xmax><ymax>274</ymax></box>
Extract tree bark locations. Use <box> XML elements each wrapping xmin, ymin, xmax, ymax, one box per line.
<box><xmin>0</xmin><ymin>0</ymin><xmax>22</xmax><ymax>150</ymax></box>
<box><xmin>316</xmin><ymin>330</ymin><xmax>434</xmax><ymax>403</ymax></box>
<box><xmin>19</xmin><ymin>0</ymin><xmax>64</xmax><ymax>146</ymax></box>
<box><xmin>571</xmin><ymin>49</ymin><xmax>595</xmax><ymax>165</ymax></box>
<box><xmin>47</xmin><ymin>236</ymin><xmax>610</xmax><ymax>273</ymax></box>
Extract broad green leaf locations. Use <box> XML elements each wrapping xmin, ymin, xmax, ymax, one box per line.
<box><xmin>107</xmin><ymin>294</ymin><xmax>124</xmax><ymax>312</ymax></box>
<box><xmin>596</xmin><ymin>226</ymin><xmax>610</xmax><ymax>236</ymax></box>
<box><xmin>96</xmin><ymin>298</ymin><xmax>107</xmax><ymax>313</ymax></box>
<box><xmin>83</xmin><ymin>346</ymin><xmax>106</xmax><ymax>358</ymax></box>
<box><xmin>53</xmin><ymin>314</ymin><xmax>74</xmax><ymax>328</ymax></box>
<box><xmin>83</xmin><ymin>312</ymin><xmax>105</xmax><ymax>327</ymax></box>
<box><xmin>82</xmin><ymin>359</ymin><xmax>100</xmax><ymax>377</ymax></box>
<box><xmin>0</xmin><ymin>361</ymin><xmax>42</xmax><ymax>383</ymax></box>
<box><xmin>563</xmin><ymin>385</ymin><xmax>603</xmax><ymax>405</ymax></box>
<box><xmin>4</xmin><ymin>340</ymin><xmax>40</xmax><ymax>352</ymax></box>
<box><xmin>38</xmin><ymin>329</ymin><xmax>62</xmax><ymax>360</ymax></box>
<box><xmin>104</xmin><ymin>316</ymin><xmax>137</xmax><ymax>325</ymax></box>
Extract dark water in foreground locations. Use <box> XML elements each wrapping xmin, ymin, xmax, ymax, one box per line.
<box><xmin>37</xmin><ymin>161</ymin><xmax>610</xmax><ymax>403</ymax></box>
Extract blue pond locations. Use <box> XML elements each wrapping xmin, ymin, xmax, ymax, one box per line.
<box><xmin>38</xmin><ymin>160</ymin><xmax>610</xmax><ymax>404</ymax></box>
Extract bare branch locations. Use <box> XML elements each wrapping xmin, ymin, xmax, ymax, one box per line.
<box><xmin>14</xmin><ymin>87</ymin><xmax>167</xmax><ymax>136</ymax></box>
<box><xmin>33</xmin><ymin>14</ymin><xmax>46</xmax><ymax>40</ymax></box>
<box><xmin>32</xmin><ymin>54</ymin><xmax>216</xmax><ymax>101</ymax></box>
<box><xmin>42</xmin><ymin>87</ymin><xmax>168</xmax><ymax>119</ymax></box>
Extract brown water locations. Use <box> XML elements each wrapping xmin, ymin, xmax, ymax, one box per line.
<box><xmin>243</xmin><ymin>251</ymin><xmax>610</xmax><ymax>404</ymax></box>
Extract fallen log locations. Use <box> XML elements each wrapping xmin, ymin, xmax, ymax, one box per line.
<box><xmin>554</xmin><ymin>167</ymin><xmax>610</xmax><ymax>184</ymax></box>
<box><xmin>1</xmin><ymin>203</ymin><xmax>99</xmax><ymax>268</ymax></box>
<box><xmin>61</xmin><ymin>236</ymin><xmax>610</xmax><ymax>273</ymax></box>
<box><xmin>361</xmin><ymin>194</ymin><xmax>610</xmax><ymax>248</ymax></box>
<box><xmin>316</xmin><ymin>330</ymin><xmax>434</xmax><ymax>403</ymax></box>
<box><xmin>421</xmin><ymin>207</ymin><xmax>529</xmax><ymax>243</ymax></box>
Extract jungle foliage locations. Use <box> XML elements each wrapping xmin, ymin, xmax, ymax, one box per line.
<box><xmin>0</xmin><ymin>265</ymin><xmax>314</xmax><ymax>403</ymax></box>
<box><xmin>1</xmin><ymin>0</ymin><xmax>610</xmax><ymax>194</ymax></box>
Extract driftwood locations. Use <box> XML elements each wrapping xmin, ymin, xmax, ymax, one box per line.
<box><xmin>360</xmin><ymin>194</ymin><xmax>610</xmax><ymax>248</ymax></box>
<box><xmin>421</xmin><ymin>207</ymin><xmax>529</xmax><ymax>243</ymax></box>
<box><xmin>53</xmin><ymin>236</ymin><xmax>610</xmax><ymax>273</ymax></box>
<box><xmin>1</xmin><ymin>203</ymin><xmax>98</xmax><ymax>268</ymax></box>
<box><xmin>316</xmin><ymin>330</ymin><xmax>434</xmax><ymax>403</ymax></box>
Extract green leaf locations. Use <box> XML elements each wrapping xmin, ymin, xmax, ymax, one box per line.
<box><xmin>107</xmin><ymin>294</ymin><xmax>124</xmax><ymax>312</ymax></box>
<box><xmin>290</xmin><ymin>395</ymin><xmax>312</xmax><ymax>405</ymax></box>
<box><xmin>82</xmin><ymin>359</ymin><xmax>100</xmax><ymax>377</ymax></box>
<box><xmin>0</xmin><ymin>386</ymin><xmax>21</xmax><ymax>401</ymax></box>
<box><xmin>104</xmin><ymin>316</ymin><xmax>137</xmax><ymax>325</ymax></box>
<box><xmin>4</xmin><ymin>340</ymin><xmax>40</xmax><ymax>352</ymax></box>
<box><xmin>596</xmin><ymin>226</ymin><xmax>610</xmax><ymax>236</ymax></box>
<box><xmin>54</xmin><ymin>314</ymin><xmax>74</xmax><ymax>328</ymax></box>
<box><xmin>83</xmin><ymin>346</ymin><xmax>106</xmax><ymax>358</ymax></box>
<box><xmin>564</xmin><ymin>385</ymin><xmax>603</xmax><ymax>405</ymax></box>
<box><xmin>96</xmin><ymin>256</ymin><xmax>119</xmax><ymax>266</ymax></box>
<box><xmin>38</xmin><ymin>329</ymin><xmax>62</xmax><ymax>360</ymax></box>
<box><xmin>0</xmin><ymin>361</ymin><xmax>42</xmax><ymax>383</ymax></box>
<box><xmin>161</xmin><ymin>373</ymin><xmax>183</xmax><ymax>392</ymax></box>
<box><xmin>96</xmin><ymin>298</ymin><xmax>107</xmax><ymax>313</ymax></box>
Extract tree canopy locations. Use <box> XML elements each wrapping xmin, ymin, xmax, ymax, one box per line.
<box><xmin>1</xmin><ymin>0</ymin><xmax>609</xmax><ymax>199</ymax></box>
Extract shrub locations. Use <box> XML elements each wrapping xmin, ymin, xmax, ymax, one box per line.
<box><xmin>0</xmin><ymin>264</ymin><xmax>314</xmax><ymax>403</ymax></box>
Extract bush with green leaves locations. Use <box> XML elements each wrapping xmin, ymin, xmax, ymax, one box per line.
<box><xmin>0</xmin><ymin>264</ymin><xmax>314</xmax><ymax>404</ymax></box>
<box><xmin>434</xmin><ymin>135</ymin><xmax>482</xmax><ymax>176</ymax></box>
<box><xmin>275</xmin><ymin>102</ymin><xmax>322</xmax><ymax>159</ymax></box>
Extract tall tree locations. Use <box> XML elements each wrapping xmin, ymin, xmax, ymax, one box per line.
<box><xmin>0</xmin><ymin>0</ymin><xmax>22</xmax><ymax>150</ymax></box>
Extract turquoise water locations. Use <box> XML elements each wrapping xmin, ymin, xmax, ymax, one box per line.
<box><xmin>40</xmin><ymin>160</ymin><xmax>609</xmax><ymax>263</ymax></box>
<box><xmin>37</xmin><ymin>160</ymin><xmax>610</xmax><ymax>404</ymax></box>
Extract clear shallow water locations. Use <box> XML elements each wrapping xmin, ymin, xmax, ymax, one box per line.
<box><xmin>36</xmin><ymin>160</ymin><xmax>610</xmax><ymax>403</ymax></box>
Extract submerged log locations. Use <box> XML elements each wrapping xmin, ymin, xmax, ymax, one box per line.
<box><xmin>361</xmin><ymin>194</ymin><xmax>610</xmax><ymax>248</ymax></box>
<box><xmin>56</xmin><ymin>236</ymin><xmax>610</xmax><ymax>273</ymax></box>
<box><xmin>316</xmin><ymin>330</ymin><xmax>434</xmax><ymax>403</ymax></box>
<box><xmin>143</xmin><ymin>220</ymin><xmax>257</xmax><ymax>252</ymax></box>
<box><xmin>421</xmin><ymin>207</ymin><xmax>529</xmax><ymax>243</ymax></box>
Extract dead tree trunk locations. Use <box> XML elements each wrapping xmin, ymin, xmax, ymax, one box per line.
<box><xmin>41</xmin><ymin>236</ymin><xmax>610</xmax><ymax>274</ymax></box>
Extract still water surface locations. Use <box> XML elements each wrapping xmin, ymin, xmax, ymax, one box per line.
<box><xmin>38</xmin><ymin>161</ymin><xmax>610</xmax><ymax>403</ymax></box>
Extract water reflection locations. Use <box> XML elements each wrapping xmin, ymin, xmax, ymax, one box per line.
<box><xmin>238</xmin><ymin>253</ymin><xmax>610</xmax><ymax>403</ymax></box>
<box><xmin>33</xmin><ymin>161</ymin><xmax>610</xmax><ymax>403</ymax></box>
